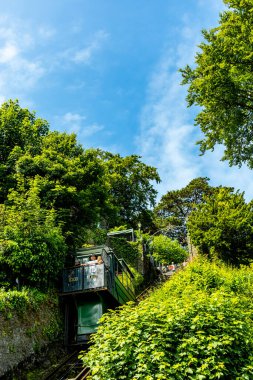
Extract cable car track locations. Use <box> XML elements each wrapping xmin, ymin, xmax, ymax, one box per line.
<box><xmin>43</xmin><ymin>350</ymin><xmax>90</xmax><ymax>380</ymax></box>
<box><xmin>71</xmin><ymin>366</ymin><xmax>91</xmax><ymax>380</ymax></box>
<box><xmin>43</xmin><ymin>282</ymin><xmax>160</xmax><ymax>380</ymax></box>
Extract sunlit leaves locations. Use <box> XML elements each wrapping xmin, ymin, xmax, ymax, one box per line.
<box><xmin>187</xmin><ymin>187</ymin><xmax>253</xmax><ymax>266</ymax></box>
<box><xmin>151</xmin><ymin>235</ymin><xmax>188</xmax><ymax>264</ymax></box>
<box><xmin>155</xmin><ymin>177</ymin><xmax>212</xmax><ymax>245</ymax></box>
<box><xmin>181</xmin><ymin>0</ymin><xmax>253</xmax><ymax>167</ymax></box>
<box><xmin>0</xmin><ymin>183</ymin><xmax>67</xmax><ymax>288</ymax></box>
<box><xmin>96</xmin><ymin>151</ymin><xmax>160</xmax><ymax>228</ymax></box>
<box><xmin>0</xmin><ymin>99</ymin><xmax>160</xmax><ymax>285</ymax></box>
<box><xmin>81</xmin><ymin>259</ymin><xmax>253</xmax><ymax>379</ymax></box>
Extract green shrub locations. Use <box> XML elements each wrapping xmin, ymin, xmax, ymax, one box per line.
<box><xmin>152</xmin><ymin>235</ymin><xmax>188</xmax><ymax>264</ymax></box>
<box><xmin>108</xmin><ymin>237</ymin><xmax>140</xmax><ymax>269</ymax></box>
<box><xmin>129</xmin><ymin>266</ymin><xmax>144</xmax><ymax>290</ymax></box>
<box><xmin>81</xmin><ymin>258</ymin><xmax>253</xmax><ymax>379</ymax></box>
<box><xmin>0</xmin><ymin>191</ymin><xmax>67</xmax><ymax>289</ymax></box>
<box><xmin>0</xmin><ymin>287</ymin><xmax>55</xmax><ymax>317</ymax></box>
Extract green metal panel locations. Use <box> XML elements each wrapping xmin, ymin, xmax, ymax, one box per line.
<box><xmin>77</xmin><ymin>297</ymin><xmax>103</xmax><ymax>335</ymax></box>
<box><xmin>113</xmin><ymin>277</ymin><xmax>135</xmax><ymax>304</ymax></box>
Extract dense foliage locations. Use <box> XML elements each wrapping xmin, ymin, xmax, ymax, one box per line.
<box><xmin>0</xmin><ymin>99</ymin><xmax>159</xmax><ymax>287</ymax></box>
<box><xmin>107</xmin><ymin>236</ymin><xmax>144</xmax><ymax>289</ymax></box>
<box><xmin>0</xmin><ymin>287</ymin><xmax>52</xmax><ymax>317</ymax></box>
<box><xmin>155</xmin><ymin>177</ymin><xmax>212</xmax><ymax>245</ymax></box>
<box><xmin>108</xmin><ymin>237</ymin><xmax>140</xmax><ymax>269</ymax></box>
<box><xmin>187</xmin><ymin>187</ymin><xmax>253</xmax><ymax>266</ymax></box>
<box><xmin>97</xmin><ymin>151</ymin><xmax>160</xmax><ymax>229</ymax></box>
<box><xmin>81</xmin><ymin>258</ymin><xmax>253</xmax><ymax>379</ymax></box>
<box><xmin>181</xmin><ymin>0</ymin><xmax>253</xmax><ymax>168</ymax></box>
<box><xmin>151</xmin><ymin>235</ymin><xmax>188</xmax><ymax>264</ymax></box>
<box><xmin>0</xmin><ymin>183</ymin><xmax>67</xmax><ymax>288</ymax></box>
<box><xmin>0</xmin><ymin>99</ymin><xmax>49</xmax><ymax>203</ymax></box>
<box><xmin>18</xmin><ymin>138</ymin><xmax>109</xmax><ymax>249</ymax></box>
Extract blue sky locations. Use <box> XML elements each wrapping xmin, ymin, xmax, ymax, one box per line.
<box><xmin>1</xmin><ymin>0</ymin><xmax>253</xmax><ymax>201</ymax></box>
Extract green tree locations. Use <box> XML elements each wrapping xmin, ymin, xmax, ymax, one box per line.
<box><xmin>0</xmin><ymin>182</ymin><xmax>67</xmax><ymax>288</ymax></box>
<box><xmin>155</xmin><ymin>177</ymin><xmax>212</xmax><ymax>245</ymax></box>
<box><xmin>181</xmin><ymin>0</ymin><xmax>253</xmax><ymax>168</ymax></box>
<box><xmin>17</xmin><ymin>139</ymin><xmax>109</xmax><ymax>249</ymax></box>
<box><xmin>0</xmin><ymin>99</ymin><xmax>49</xmax><ymax>202</ymax></box>
<box><xmin>0</xmin><ymin>100</ymin><xmax>110</xmax><ymax>249</ymax></box>
<box><xmin>187</xmin><ymin>187</ymin><xmax>253</xmax><ymax>266</ymax></box>
<box><xmin>0</xmin><ymin>99</ymin><xmax>160</xmax><ymax>254</ymax></box>
<box><xmin>151</xmin><ymin>235</ymin><xmax>188</xmax><ymax>264</ymax></box>
<box><xmin>95</xmin><ymin>151</ymin><xmax>160</xmax><ymax>229</ymax></box>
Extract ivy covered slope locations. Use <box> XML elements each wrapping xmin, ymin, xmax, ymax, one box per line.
<box><xmin>82</xmin><ymin>258</ymin><xmax>253</xmax><ymax>379</ymax></box>
<box><xmin>0</xmin><ymin>288</ymin><xmax>61</xmax><ymax>377</ymax></box>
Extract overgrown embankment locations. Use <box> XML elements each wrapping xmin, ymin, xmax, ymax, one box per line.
<box><xmin>0</xmin><ymin>288</ymin><xmax>63</xmax><ymax>378</ymax></box>
<box><xmin>82</xmin><ymin>258</ymin><xmax>253</xmax><ymax>379</ymax></box>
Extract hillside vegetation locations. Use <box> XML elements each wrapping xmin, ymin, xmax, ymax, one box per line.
<box><xmin>0</xmin><ymin>288</ymin><xmax>62</xmax><ymax>377</ymax></box>
<box><xmin>82</xmin><ymin>258</ymin><xmax>253</xmax><ymax>379</ymax></box>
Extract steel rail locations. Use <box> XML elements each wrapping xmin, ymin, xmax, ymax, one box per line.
<box><xmin>70</xmin><ymin>366</ymin><xmax>91</xmax><ymax>380</ymax></box>
<box><xmin>43</xmin><ymin>350</ymin><xmax>81</xmax><ymax>380</ymax></box>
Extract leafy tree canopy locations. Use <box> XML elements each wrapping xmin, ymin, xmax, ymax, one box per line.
<box><xmin>96</xmin><ymin>150</ymin><xmax>160</xmax><ymax>229</ymax></box>
<box><xmin>187</xmin><ymin>187</ymin><xmax>253</xmax><ymax>266</ymax></box>
<box><xmin>0</xmin><ymin>100</ymin><xmax>159</xmax><ymax>252</ymax></box>
<box><xmin>155</xmin><ymin>177</ymin><xmax>212</xmax><ymax>245</ymax></box>
<box><xmin>0</xmin><ymin>182</ymin><xmax>67</xmax><ymax>288</ymax></box>
<box><xmin>0</xmin><ymin>99</ymin><xmax>49</xmax><ymax>163</ymax></box>
<box><xmin>181</xmin><ymin>0</ymin><xmax>253</xmax><ymax>168</ymax></box>
<box><xmin>151</xmin><ymin>235</ymin><xmax>188</xmax><ymax>264</ymax></box>
<box><xmin>0</xmin><ymin>99</ymin><xmax>49</xmax><ymax>202</ymax></box>
<box><xmin>17</xmin><ymin>142</ymin><xmax>109</xmax><ymax>249</ymax></box>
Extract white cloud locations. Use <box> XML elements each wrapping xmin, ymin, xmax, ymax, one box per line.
<box><xmin>138</xmin><ymin>46</ymin><xmax>201</xmax><ymax>196</ymax></box>
<box><xmin>38</xmin><ymin>26</ymin><xmax>56</xmax><ymax>39</ymax></box>
<box><xmin>0</xmin><ymin>15</ymin><xmax>108</xmax><ymax>103</ymax></box>
<box><xmin>0</xmin><ymin>17</ymin><xmax>47</xmax><ymax>102</ymax></box>
<box><xmin>63</xmin><ymin>112</ymin><xmax>85</xmax><ymax>124</ymax></box>
<box><xmin>56</xmin><ymin>112</ymin><xmax>104</xmax><ymax>137</ymax></box>
<box><xmin>59</xmin><ymin>112</ymin><xmax>86</xmax><ymax>134</ymax></box>
<box><xmin>0</xmin><ymin>43</ymin><xmax>19</xmax><ymax>63</ymax></box>
<box><xmin>73</xmin><ymin>49</ymin><xmax>92</xmax><ymax>63</ymax></box>
<box><xmin>72</xmin><ymin>30</ymin><xmax>109</xmax><ymax>64</ymax></box>
<box><xmin>81</xmin><ymin>123</ymin><xmax>104</xmax><ymax>137</ymax></box>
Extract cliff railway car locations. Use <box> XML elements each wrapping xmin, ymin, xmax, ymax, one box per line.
<box><xmin>61</xmin><ymin>245</ymin><xmax>136</xmax><ymax>346</ymax></box>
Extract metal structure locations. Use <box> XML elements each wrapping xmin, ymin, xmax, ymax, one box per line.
<box><xmin>43</xmin><ymin>351</ymin><xmax>90</xmax><ymax>380</ymax></box>
<box><xmin>61</xmin><ymin>245</ymin><xmax>136</xmax><ymax>346</ymax></box>
<box><xmin>107</xmin><ymin>228</ymin><xmax>134</xmax><ymax>241</ymax></box>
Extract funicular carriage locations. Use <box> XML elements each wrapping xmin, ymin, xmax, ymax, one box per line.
<box><xmin>61</xmin><ymin>245</ymin><xmax>136</xmax><ymax>345</ymax></box>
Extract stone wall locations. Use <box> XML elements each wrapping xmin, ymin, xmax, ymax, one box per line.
<box><xmin>0</xmin><ymin>298</ymin><xmax>63</xmax><ymax>377</ymax></box>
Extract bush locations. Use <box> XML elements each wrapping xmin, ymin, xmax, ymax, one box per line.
<box><xmin>152</xmin><ymin>235</ymin><xmax>188</xmax><ymax>264</ymax></box>
<box><xmin>0</xmin><ymin>287</ymin><xmax>56</xmax><ymax>318</ymax></box>
<box><xmin>81</xmin><ymin>258</ymin><xmax>253</xmax><ymax>379</ymax></box>
<box><xmin>187</xmin><ymin>188</ymin><xmax>253</xmax><ymax>266</ymax></box>
<box><xmin>0</xmin><ymin>187</ymin><xmax>67</xmax><ymax>288</ymax></box>
<box><xmin>108</xmin><ymin>237</ymin><xmax>141</xmax><ymax>269</ymax></box>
